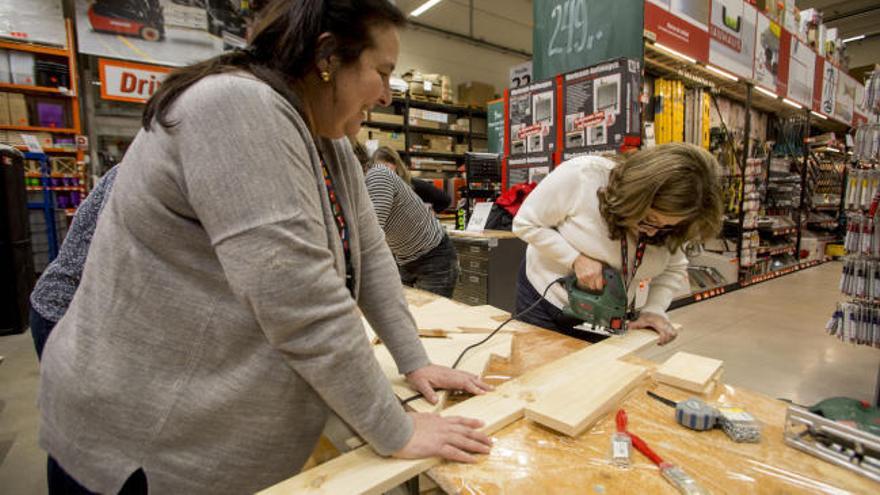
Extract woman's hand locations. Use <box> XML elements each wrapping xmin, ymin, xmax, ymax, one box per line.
<box><xmin>628</xmin><ymin>312</ymin><xmax>677</xmax><ymax>345</ymax></box>
<box><xmin>405</xmin><ymin>364</ymin><xmax>494</xmax><ymax>404</ymax></box>
<box><xmin>392</xmin><ymin>413</ymin><xmax>492</xmax><ymax>463</ymax></box>
<box><xmin>572</xmin><ymin>254</ymin><xmax>605</xmax><ymax>291</ymax></box>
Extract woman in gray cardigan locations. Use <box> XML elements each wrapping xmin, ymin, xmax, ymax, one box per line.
<box><xmin>38</xmin><ymin>1</ymin><xmax>491</xmax><ymax>493</ymax></box>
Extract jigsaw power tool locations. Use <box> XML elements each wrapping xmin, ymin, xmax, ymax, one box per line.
<box><xmin>561</xmin><ymin>264</ymin><xmax>629</xmax><ymax>333</ymax></box>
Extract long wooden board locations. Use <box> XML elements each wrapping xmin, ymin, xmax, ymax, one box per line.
<box><xmin>259</xmin><ymin>329</ymin><xmax>659</xmax><ymax>495</ymax></box>
<box><xmin>524</xmin><ymin>360</ymin><xmax>648</xmax><ymax>436</ymax></box>
<box><xmin>374</xmin><ymin>332</ymin><xmax>513</xmax><ymax>413</ymax></box>
<box><xmin>655</xmin><ymin>351</ymin><xmax>723</xmax><ymax>393</ymax></box>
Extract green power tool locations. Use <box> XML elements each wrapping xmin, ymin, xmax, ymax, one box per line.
<box><xmin>561</xmin><ymin>264</ymin><xmax>629</xmax><ymax>334</ymax></box>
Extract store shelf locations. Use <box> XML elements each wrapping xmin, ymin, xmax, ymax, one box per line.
<box><xmin>14</xmin><ymin>145</ymin><xmax>77</xmax><ymax>154</ymax></box>
<box><xmin>26</xmin><ymin>186</ymin><xmax>85</xmax><ymax>192</ymax></box>
<box><xmin>0</xmin><ymin>125</ymin><xmax>77</xmax><ymax>134</ymax></box>
<box><xmin>402</xmin><ymin>151</ymin><xmax>466</xmax><ymax>160</ymax></box>
<box><xmin>0</xmin><ymin>39</ymin><xmax>68</xmax><ymax>57</ymax></box>
<box><xmin>669</xmin><ymin>283</ymin><xmax>738</xmax><ymax>310</ymax></box>
<box><xmin>394</xmin><ymin>96</ymin><xmax>487</xmax><ymax>117</ymax></box>
<box><xmin>363</xmin><ymin>121</ymin><xmax>403</xmax><ymax>132</ymax></box>
<box><xmin>756</xmin><ymin>245</ymin><xmax>796</xmax><ymax>256</ymax></box>
<box><xmin>0</xmin><ymin>82</ymin><xmax>75</xmax><ymax>97</ymax></box>
<box><xmin>740</xmin><ymin>259</ymin><xmax>829</xmax><ymax>287</ymax></box>
<box><xmin>643</xmin><ymin>43</ymin><xmax>849</xmax><ymax>133</ymax></box>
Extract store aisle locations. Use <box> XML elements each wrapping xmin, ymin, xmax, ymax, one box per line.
<box><xmin>640</xmin><ymin>261</ymin><xmax>880</xmax><ymax>405</ymax></box>
<box><xmin>0</xmin><ymin>262</ymin><xmax>877</xmax><ymax>493</ymax></box>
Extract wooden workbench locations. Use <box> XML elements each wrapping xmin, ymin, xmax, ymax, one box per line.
<box><xmin>400</xmin><ymin>290</ymin><xmax>876</xmax><ymax>494</ymax></box>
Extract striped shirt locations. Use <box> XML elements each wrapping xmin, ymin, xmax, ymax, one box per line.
<box><xmin>365</xmin><ymin>165</ymin><xmax>444</xmax><ymax>265</ymax></box>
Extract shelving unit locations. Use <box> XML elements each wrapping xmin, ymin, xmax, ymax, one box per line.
<box><xmin>1</xmin><ymin>20</ymin><xmax>86</xmax><ymax>273</ymax></box>
<box><xmin>642</xmin><ymin>41</ymin><xmax>853</xmax><ymax>308</ymax></box>
<box><xmin>361</xmin><ymin>92</ymin><xmax>490</xmax><ymax>211</ymax></box>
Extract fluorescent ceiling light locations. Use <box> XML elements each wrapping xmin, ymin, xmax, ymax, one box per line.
<box><xmin>826</xmin><ymin>147</ymin><xmax>840</xmax><ymax>153</ymax></box>
<box><xmin>410</xmin><ymin>0</ymin><xmax>442</xmax><ymax>17</ymax></box>
<box><xmin>706</xmin><ymin>64</ymin><xmax>739</xmax><ymax>82</ymax></box>
<box><xmin>783</xmin><ymin>98</ymin><xmax>803</xmax><ymax>109</ymax></box>
<box><xmin>843</xmin><ymin>34</ymin><xmax>865</xmax><ymax>44</ymax></box>
<box><xmin>810</xmin><ymin>111</ymin><xmax>828</xmax><ymax>120</ymax></box>
<box><xmin>653</xmin><ymin>43</ymin><xmax>697</xmax><ymax>64</ymax></box>
<box><xmin>754</xmin><ymin>85</ymin><xmax>778</xmax><ymax>98</ymax></box>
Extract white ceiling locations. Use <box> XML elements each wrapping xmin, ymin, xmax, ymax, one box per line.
<box><xmin>396</xmin><ymin>0</ymin><xmax>533</xmax><ymax>53</ymax></box>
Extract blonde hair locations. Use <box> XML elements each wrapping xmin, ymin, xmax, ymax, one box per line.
<box><xmin>597</xmin><ymin>143</ymin><xmax>723</xmax><ymax>252</ymax></box>
<box><xmin>369</xmin><ymin>146</ymin><xmax>412</xmax><ymax>185</ymax></box>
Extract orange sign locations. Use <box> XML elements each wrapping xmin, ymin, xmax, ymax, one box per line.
<box><xmin>98</xmin><ymin>58</ymin><xmax>172</xmax><ymax>104</ymax></box>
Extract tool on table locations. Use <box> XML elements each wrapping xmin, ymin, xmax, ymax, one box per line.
<box><xmin>784</xmin><ymin>401</ymin><xmax>880</xmax><ymax>483</ymax></box>
<box><xmin>647</xmin><ymin>391</ymin><xmax>762</xmax><ymax>443</ymax></box>
<box><xmin>561</xmin><ymin>264</ymin><xmax>628</xmax><ymax>334</ymax></box>
<box><xmin>616</xmin><ymin>408</ymin><xmax>709</xmax><ymax>495</ymax></box>
<box><xmin>611</xmin><ymin>409</ymin><xmax>632</xmax><ymax>468</ymax></box>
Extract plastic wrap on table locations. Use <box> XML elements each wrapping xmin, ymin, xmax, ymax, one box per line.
<box><xmin>403</xmin><ymin>289</ymin><xmax>876</xmax><ymax>493</ymax></box>
<box><xmin>429</xmin><ymin>379</ymin><xmax>874</xmax><ymax>494</ymax></box>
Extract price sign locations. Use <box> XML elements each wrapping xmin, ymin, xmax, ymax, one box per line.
<box><xmin>533</xmin><ymin>0</ymin><xmax>643</xmax><ymax>80</ymax></box>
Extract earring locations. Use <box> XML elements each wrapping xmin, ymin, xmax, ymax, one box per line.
<box><xmin>320</xmin><ymin>70</ymin><xmax>331</xmax><ymax>82</ymax></box>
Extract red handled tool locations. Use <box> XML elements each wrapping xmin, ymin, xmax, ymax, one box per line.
<box><xmin>617</xmin><ymin>409</ymin><xmax>710</xmax><ymax>494</ymax></box>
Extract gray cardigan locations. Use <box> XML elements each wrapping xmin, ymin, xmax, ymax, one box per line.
<box><xmin>38</xmin><ymin>73</ymin><xmax>429</xmax><ymax>494</ymax></box>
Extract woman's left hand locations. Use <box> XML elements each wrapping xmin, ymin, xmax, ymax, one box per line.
<box><xmin>405</xmin><ymin>365</ymin><xmax>494</xmax><ymax>404</ymax></box>
<box><xmin>628</xmin><ymin>312</ymin><xmax>677</xmax><ymax>345</ymax></box>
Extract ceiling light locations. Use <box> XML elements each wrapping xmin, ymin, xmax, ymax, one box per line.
<box><xmin>783</xmin><ymin>98</ymin><xmax>802</xmax><ymax>109</ymax></box>
<box><xmin>810</xmin><ymin>111</ymin><xmax>828</xmax><ymax>120</ymax></box>
<box><xmin>754</xmin><ymin>85</ymin><xmax>777</xmax><ymax>98</ymax></box>
<box><xmin>410</xmin><ymin>0</ymin><xmax>442</xmax><ymax>17</ymax></box>
<box><xmin>653</xmin><ymin>43</ymin><xmax>697</xmax><ymax>64</ymax></box>
<box><xmin>706</xmin><ymin>64</ymin><xmax>739</xmax><ymax>82</ymax></box>
<box><xmin>826</xmin><ymin>147</ymin><xmax>840</xmax><ymax>153</ymax></box>
<box><xmin>843</xmin><ymin>34</ymin><xmax>865</xmax><ymax>44</ymax></box>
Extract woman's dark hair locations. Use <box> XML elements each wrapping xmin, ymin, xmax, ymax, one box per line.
<box><xmin>143</xmin><ymin>0</ymin><xmax>406</xmax><ymax>130</ymax></box>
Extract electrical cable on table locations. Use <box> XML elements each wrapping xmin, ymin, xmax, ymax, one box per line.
<box><xmin>401</xmin><ymin>276</ymin><xmax>567</xmax><ymax>406</ymax></box>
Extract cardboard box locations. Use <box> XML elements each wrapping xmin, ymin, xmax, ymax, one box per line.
<box><xmin>9</xmin><ymin>51</ymin><xmax>35</xmax><ymax>86</ymax></box>
<box><xmin>561</xmin><ymin>58</ymin><xmax>641</xmax><ymax>157</ymax></box>
<box><xmin>7</xmin><ymin>93</ymin><xmax>29</xmax><ymax>126</ymax></box>
<box><xmin>458</xmin><ymin>81</ymin><xmax>495</xmax><ymax>108</ymax></box>
<box><xmin>426</xmin><ymin>135</ymin><xmax>453</xmax><ymax>152</ymax></box>
<box><xmin>470</xmin><ymin>118</ymin><xmax>488</xmax><ymax>135</ymax></box>
<box><xmin>0</xmin><ymin>49</ymin><xmax>10</xmax><ymax>83</ymax></box>
<box><xmin>0</xmin><ymin>92</ymin><xmax>10</xmax><ymax>125</ymax></box>
<box><xmin>454</xmin><ymin>144</ymin><xmax>469</xmax><ymax>154</ymax></box>
<box><xmin>372</xmin><ymin>130</ymin><xmax>405</xmax><ymax>151</ymax></box>
<box><xmin>368</xmin><ymin>111</ymin><xmax>404</xmax><ymax>126</ymax></box>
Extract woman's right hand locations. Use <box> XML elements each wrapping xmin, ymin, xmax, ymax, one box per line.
<box><xmin>392</xmin><ymin>412</ymin><xmax>492</xmax><ymax>463</ymax></box>
<box><xmin>572</xmin><ymin>254</ymin><xmax>605</xmax><ymax>291</ymax></box>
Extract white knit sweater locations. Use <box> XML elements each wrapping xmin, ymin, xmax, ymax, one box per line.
<box><xmin>512</xmin><ymin>155</ymin><xmax>688</xmax><ymax>318</ymax></box>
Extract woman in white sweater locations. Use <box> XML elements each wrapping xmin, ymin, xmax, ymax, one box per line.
<box><xmin>512</xmin><ymin>143</ymin><xmax>723</xmax><ymax>344</ymax></box>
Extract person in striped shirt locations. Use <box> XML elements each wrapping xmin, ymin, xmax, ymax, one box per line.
<box><xmin>365</xmin><ymin>147</ymin><xmax>459</xmax><ymax>297</ymax></box>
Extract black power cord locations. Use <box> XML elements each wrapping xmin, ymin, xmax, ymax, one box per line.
<box><xmin>401</xmin><ymin>276</ymin><xmax>567</xmax><ymax>405</ymax></box>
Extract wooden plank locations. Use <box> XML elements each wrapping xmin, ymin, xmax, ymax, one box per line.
<box><xmin>655</xmin><ymin>352</ymin><xmax>724</xmax><ymax>393</ymax></box>
<box><xmin>524</xmin><ymin>360</ymin><xmax>648</xmax><ymax>436</ymax></box>
<box><xmin>257</xmin><ymin>393</ymin><xmax>526</xmax><ymax>495</ymax></box>
<box><xmin>374</xmin><ymin>332</ymin><xmax>513</xmax><ymax>413</ymax></box>
<box><xmin>263</xmin><ymin>330</ymin><xmax>659</xmax><ymax>494</ymax></box>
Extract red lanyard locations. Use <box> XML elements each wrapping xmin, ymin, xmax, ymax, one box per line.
<box><xmin>620</xmin><ymin>233</ymin><xmax>648</xmax><ymax>317</ymax></box>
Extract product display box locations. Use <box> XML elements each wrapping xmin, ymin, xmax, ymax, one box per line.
<box><xmin>508</xmin><ymin>79</ymin><xmax>558</xmax><ymax>159</ymax></box>
<box><xmin>562</xmin><ymin>58</ymin><xmax>642</xmax><ymax>155</ymax></box>
<box><xmin>505</xmin><ymin>153</ymin><xmax>553</xmax><ymax>188</ymax></box>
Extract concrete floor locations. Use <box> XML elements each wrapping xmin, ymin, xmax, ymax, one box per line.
<box><xmin>1</xmin><ymin>261</ymin><xmax>877</xmax><ymax>493</ymax></box>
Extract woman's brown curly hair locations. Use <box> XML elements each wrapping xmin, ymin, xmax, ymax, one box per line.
<box><xmin>597</xmin><ymin>142</ymin><xmax>724</xmax><ymax>252</ymax></box>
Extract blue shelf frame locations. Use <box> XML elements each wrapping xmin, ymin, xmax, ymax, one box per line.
<box><xmin>24</xmin><ymin>151</ymin><xmax>59</xmax><ymax>261</ymax></box>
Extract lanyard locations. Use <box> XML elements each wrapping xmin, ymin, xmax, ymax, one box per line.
<box><xmin>620</xmin><ymin>233</ymin><xmax>648</xmax><ymax>318</ymax></box>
